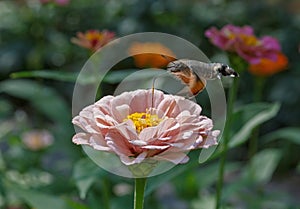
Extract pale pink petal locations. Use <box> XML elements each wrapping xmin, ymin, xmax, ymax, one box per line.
<box><xmin>106</xmin><ymin>126</ymin><xmax>141</xmax><ymax>157</ymax></box>
<box><xmin>130</xmin><ymin>140</ymin><xmax>147</xmax><ymax>146</ymax></box>
<box><xmin>115</xmin><ymin>104</ymin><xmax>130</xmax><ymax>120</ymax></box>
<box><xmin>110</xmin><ymin>92</ymin><xmax>134</xmax><ymax>121</ymax></box>
<box><xmin>156</xmin><ymin>118</ymin><xmax>180</xmax><ymax>137</ymax></box>
<box><xmin>72</xmin><ymin>115</ymin><xmax>100</xmax><ymax>134</ymax></box>
<box><xmin>139</xmin><ymin>126</ymin><xmax>158</xmax><ymax>142</ymax></box>
<box><xmin>176</xmin><ymin>99</ymin><xmax>202</xmax><ymax>116</ymax></box>
<box><xmin>157</xmin><ymin>97</ymin><xmax>180</xmax><ymax>118</ymax></box>
<box><xmin>153</xmin><ymin>152</ymin><xmax>189</xmax><ymax>164</ymax></box>
<box><xmin>72</xmin><ymin>133</ymin><xmax>110</xmax><ymax>151</ymax></box>
<box><xmin>198</xmin><ymin>130</ymin><xmax>220</xmax><ymax>148</ymax></box>
<box><xmin>119</xmin><ymin>152</ymin><xmax>147</xmax><ymax>165</ymax></box>
<box><xmin>129</xmin><ymin>89</ymin><xmax>153</xmax><ymax>113</ymax></box>
<box><xmin>142</xmin><ymin>144</ymin><xmax>170</xmax><ymax>149</ymax></box>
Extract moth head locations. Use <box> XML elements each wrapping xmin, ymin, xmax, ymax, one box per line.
<box><xmin>215</xmin><ymin>63</ymin><xmax>239</xmax><ymax>77</ymax></box>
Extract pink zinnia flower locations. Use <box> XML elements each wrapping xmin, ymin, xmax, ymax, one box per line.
<box><xmin>205</xmin><ymin>24</ymin><xmax>281</xmax><ymax>64</ymax></box>
<box><xmin>71</xmin><ymin>30</ymin><xmax>115</xmax><ymax>52</ymax></box>
<box><xmin>72</xmin><ymin>89</ymin><xmax>219</xmax><ymax>166</ymax></box>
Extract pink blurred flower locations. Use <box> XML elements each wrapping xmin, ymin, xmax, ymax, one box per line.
<box><xmin>72</xmin><ymin>89</ymin><xmax>219</xmax><ymax>166</ymax></box>
<box><xmin>22</xmin><ymin>129</ymin><xmax>54</xmax><ymax>151</ymax></box>
<box><xmin>205</xmin><ymin>24</ymin><xmax>281</xmax><ymax>64</ymax></box>
<box><xmin>54</xmin><ymin>0</ymin><xmax>70</xmax><ymax>5</ymax></box>
<box><xmin>71</xmin><ymin>30</ymin><xmax>115</xmax><ymax>52</ymax></box>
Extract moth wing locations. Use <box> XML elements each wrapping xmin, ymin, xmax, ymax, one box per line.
<box><xmin>168</xmin><ymin>66</ymin><xmax>206</xmax><ymax>96</ymax></box>
<box><xmin>168</xmin><ymin>66</ymin><xmax>193</xmax><ymax>86</ymax></box>
<box><xmin>190</xmin><ymin>75</ymin><xmax>206</xmax><ymax>96</ymax></box>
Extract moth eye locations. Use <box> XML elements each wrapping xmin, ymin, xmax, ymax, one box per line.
<box><xmin>221</xmin><ymin>64</ymin><xmax>228</xmax><ymax>71</ymax></box>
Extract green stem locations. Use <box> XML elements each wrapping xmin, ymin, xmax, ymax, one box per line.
<box><xmin>134</xmin><ymin>178</ymin><xmax>147</xmax><ymax>209</ymax></box>
<box><xmin>248</xmin><ymin>77</ymin><xmax>266</xmax><ymax>158</ymax></box>
<box><xmin>215</xmin><ymin>78</ymin><xmax>239</xmax><ymax>209</ymax></box>
<box><xmin>102</xmin><ymin>177</ymin><xmax>111</xmax><ymax>209</ymax></box>
<box><xmin>253</xmin><ymin>76</ymin><xmax>265</xmax><ymax>102</ymax></box>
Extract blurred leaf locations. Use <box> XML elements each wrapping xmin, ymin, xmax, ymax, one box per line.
<box><xmin>145</xmin><ymin>152</ymin><xmax>200</xmax><ymax>195</ymax></box>
<box><xmin>10</xmin><ymin>70</ymin><xmax>78</xmax><ymax>82</ymax></box>
<box><xmin>209</xmin><ymin>103</ymin><xmax>280</xmax><ymax>161</ymax></box>
<box><xmin>65</xmin><ymin>198</ymin><xmax>90</xmax><ymax>209</ymax></box>
<box><xmin>0</xmin><ymin>99</ymin><xmax>13</xmax><ymax>117</ymax></box>
<box><xmin>72</xmin><ymin>158</ymin><xmax>104</xmax><ymax>199</ymax></box>
<box><xmin>0</xmin><ymin>120</ymin><xmax>14</xmax><ymax>140</ymax></box>
<box><xmin>9</xmin><ymin>69</ymin><xmax>156</xmax><ymax>85</ymax></box>
<box><xmin>111</xmin><ymin>196</ymin><xmax>133</xmax><ymax>209</ymax></box>
<box><xmin>261</xmin><ymin>127</ymin><xmax>300</xmax><ymax>145</ymax></box>
<box><xmin>229</xmin><ymin>102</ymin><xmax>280</xmax><ymax>148</ymax></box>
<box><xmin>195</xmin><ymin>162</ymin><xmax>240</xmax><ymax>189</ymax></box>
<box><xmin>191</xmin><ymin>194</ymin><xmax>235</xmax><ymax>209</ymax></box>
<box><xmin>0</xmin><ymin>151</ymin><xmax>5</xmax><ymax>171</ymax></box>
<box><xmin>297</xmin><ymin>162</ymin><xmax>300</xmax><ymax>174</ymax></box>
<box><xmin>0</xmin><ymin>79</ymin><xmax>70</xmax><ymax>125</ymax></box>
<box><xmin>191</xmin><ymin>195</ymin><xmax>215</xmax><ymax>209</ymax></box>
<box><xmin>103</xmin><ymin>69</ymin><xmax>161</xmax><ymax>84</ymax></box>
<box><xmin>7</xmin><ymin>183</ymin><xmax>70</xmax><ymax>209</ymax></box>
<box><xmin>244</xmin><ymin>149</ymin><xmax>281</xmax><ymax>184</ymax></box>
<box><xmin>103</xmin><ymin>69</ymin><xmax>138</xmax><ymax>84</ymax></box>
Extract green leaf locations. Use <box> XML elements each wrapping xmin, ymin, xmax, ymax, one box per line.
<box><xmin>0</xmin><ymin>79</ymin><xmax>70</xmax><ymax>125</ymax></box>
<box><xmin>103</xmin><ymin>69</ymin><xmax>138</xmax><ymax>84</ymax></box>
<box><xmin>9</xmin><ymin>69</ymin><xmax>159</xmax><ymax>85</ymax></box>
<box><xmin>297</xmin><ymin>162</ymin><xmax>300</xmax><ymax>174</ymax></box>
<box><xmin>146</xmin><ymin>153</ymin><xmax>240</xmax><ymax>195</ymax></box>
<box><xmin>244</xmin><ymin>149</ymin><xmax>281</xmax><ymax>184</ymax></box>
<box><xmin>72</xmin><ymin>158</ymin><xmax>104</xmax><ymax>199</ymax></box>
<box><xmin>65</xmin><ymin>198</ymin><xmax>90</xmax><ymax>209</ymax></box>
<box><xmin>261</xmin><ymin>127</ymin><xmax>300</xmax><ymax>145</ymax></box>
<box><xmin>0</xmin><ymin>151</ymin><xmax>5</xmax><ymax>171</ymax></box>
<box><xmin>7</xmin><ymin>184</ymin><xmax>70</xmax><ymax>209</ymax></box>
<box><xmin>229</xmin><ymin>102</ymin><xmax>280</xmax><ymax>148</ymax></box>
<box><xmin>145</xmin><ymin>152</ymin><xmax>200</xmax><ymax>195</ymax></box>
<box><xmin>191</xmin><ymin>195</ymin><xmax>216</xmax><ymax>209</ymax></box>
<box><xmin>10</xmin><ymin>70</ymin><xmax>78</xmax><ymax>82</ymax></box>
<box><xmin>195</xmin><ymin>162</ymin><xmax>240</xmax><ymax>189</ymax></box>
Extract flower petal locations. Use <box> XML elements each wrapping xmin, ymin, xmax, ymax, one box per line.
<box><xmin>72</xmin><ymin>133</ymin><xmax>110</xmax><ymax>151</ymax></box>
<box><xmin>153</xmin><ymin>152</ymin><xmax>189</xmax><ymax>164</ymax></box>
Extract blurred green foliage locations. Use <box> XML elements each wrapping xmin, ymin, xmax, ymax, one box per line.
<box><xmin>0</xmin><ymin>0</ymin><xmax>300</xmax><ymax>209</ymax></box>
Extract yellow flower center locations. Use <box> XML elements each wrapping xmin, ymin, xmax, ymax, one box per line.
<box><xmin>125</xmin><ymin>112</ymin><xmax>162</xmax><ymax>133</ymax></box>
<box><xmin>227</xmin><ymin>33</ymin><xmax>259</xmax><ymax>46</ymax></box>
<box><xmin>240</xmin><ymin>34</ymin><xmax>258</xmax><ymax>46</ymax></box>
<box><xmin>86</xmin><ymin>32</ymin><xmax>102</xmax><ymax>41</ymax></box>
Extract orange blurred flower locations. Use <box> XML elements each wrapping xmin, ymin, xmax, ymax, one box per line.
<box><xmin>128</xmin><ymin>42</ymin><xmax>176</xmax><ymax>68</ymax></box>
<box><xmin>71</xmin><ymin>30</ymin><xmax>115</xmax><ymax>52</ymax></box>
<box><xmin>22</xmin><ymin>129</ymin><xmax>54</xmax><ymax>151</ymax></box>
<box><xmin>248</xmin><ymin>52</ymin><xmax>288</xmax><ymax>76</ymax></box>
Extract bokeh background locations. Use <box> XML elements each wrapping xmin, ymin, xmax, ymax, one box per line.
<box><xmin>0</xmin><ymin>0</ymin><xmax>299</xmax><ymax>209</ymax></box>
